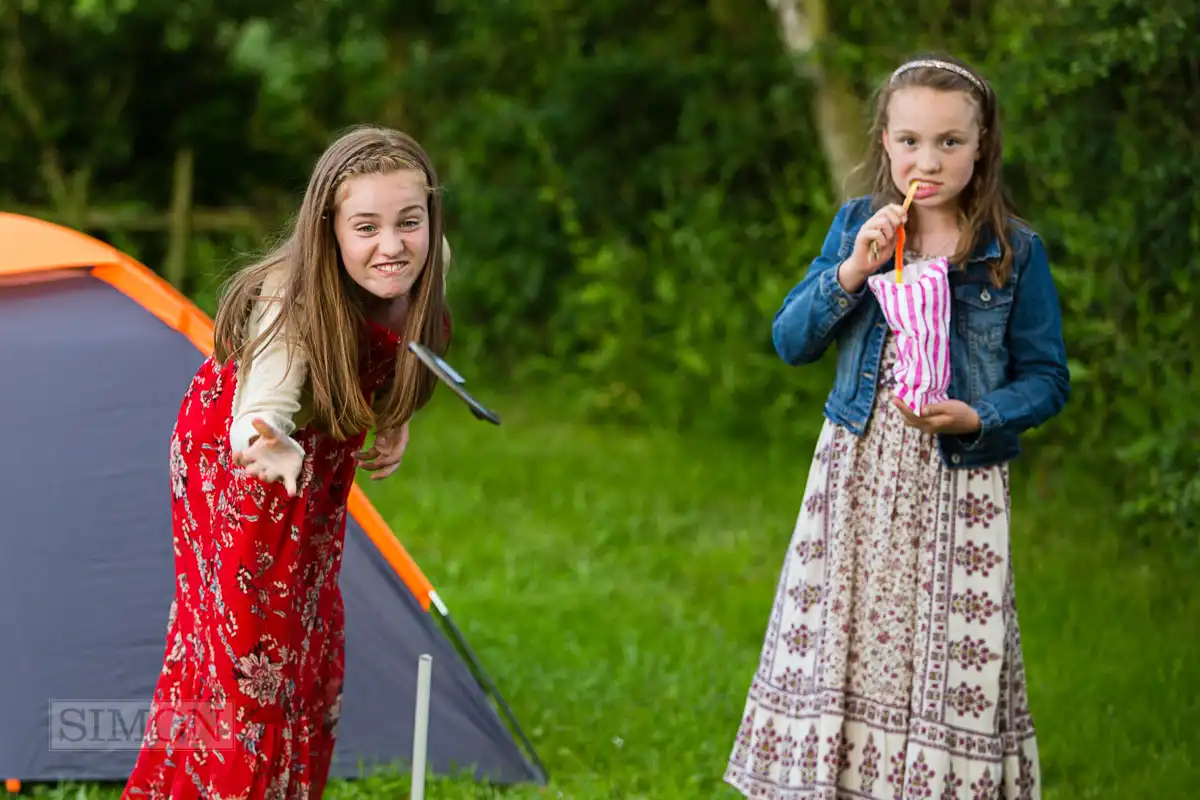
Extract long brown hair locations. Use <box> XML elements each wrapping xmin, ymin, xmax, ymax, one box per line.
<box><xmin>862</xmin><ymin>53</ymin><xmax>1019</xmax><ymax>286</ymax></box>
<box><xmin>212</xmin><ymin>125</ymin><xmax>449</xmax><ymax>440</ymax></box>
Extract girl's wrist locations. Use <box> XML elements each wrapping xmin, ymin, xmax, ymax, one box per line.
<box><xmin>837</xmin><ymin>255</ymin><xmax>870</xmax><ymax>293</ymax></box>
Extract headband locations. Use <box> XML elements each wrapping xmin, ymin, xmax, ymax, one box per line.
<box><xmin>890</xmin><ymin>59</ymin><xmax>987</xmax><ymax>94</ymax></box>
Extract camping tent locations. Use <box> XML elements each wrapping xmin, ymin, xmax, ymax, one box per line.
<box><xmin>0</xmin><ymin>212</ymin><xmax>546</xmax><ymax>793</ymax></box>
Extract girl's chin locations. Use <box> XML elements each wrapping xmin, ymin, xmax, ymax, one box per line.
<box><xmin>367</xmin><ymin>283</ymin><xmax>413</xmax><ymax>299</ymax></box>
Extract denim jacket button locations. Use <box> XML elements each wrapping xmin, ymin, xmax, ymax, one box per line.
<box><xmin>951</xmin><ymin>454</ymin><xmax>962</xmax><ymax>464</ymax></box>
<box><xmin>838</xmin><ymin>298</ymin><xmax>849</xmax><ymax>309</ymax></box>
<box><xmin>980</xmin><ymin>288</ymin><xmax>991</xmax><ymax>303</ymax></box>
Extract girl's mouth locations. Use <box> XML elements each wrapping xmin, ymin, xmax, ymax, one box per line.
<box><xmin>914</xmin><ymin>181</ymin><xmax>940</xmax><ymax>199</ymax></box>
<box><xmin>373</xmin><ymin>262</ymin><xmax>408</xmax><ymax>274</ymax></box>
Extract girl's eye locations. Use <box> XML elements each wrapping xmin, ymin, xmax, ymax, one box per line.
<box><xmin>356</xmin><ymin>220</ymin><xmax>421</xmax><ymax>233</ymax></box>
<box><xmin>944</xmin><ymin>138</ymin><xmax>960</xmax><ymax>147</ymax></box>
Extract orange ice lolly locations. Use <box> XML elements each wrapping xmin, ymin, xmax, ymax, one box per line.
<box><xmin>894</xmin><ymin>179</ymin><xmax>923</xmax><ymax>283</ymax></box>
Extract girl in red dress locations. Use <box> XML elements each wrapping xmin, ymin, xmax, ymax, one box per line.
<box><xmin>122</xmin><ymin>125</ymin><xmax>452</xmax><ymax>799</ymax></box>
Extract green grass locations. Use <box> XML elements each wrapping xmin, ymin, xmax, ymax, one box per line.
<box><xmin>25</xmin><ymin>390</ymin><xmax>1198</xmax><ymax>799</ymax></box>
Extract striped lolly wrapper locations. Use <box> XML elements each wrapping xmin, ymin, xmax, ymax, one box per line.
<box><xmin>867</xmin><ymin>257</ymin><xmax>952</xmax><ymax>416</ymax></box>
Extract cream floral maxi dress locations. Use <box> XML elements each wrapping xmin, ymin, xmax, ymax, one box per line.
<box><xmin>724</xmin><ymin>329</ymin><xmax>1040</xmax><ymax>800</ymax></box>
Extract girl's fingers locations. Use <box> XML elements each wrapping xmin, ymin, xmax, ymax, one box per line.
<box><xmin>369</xmin><ymin>462</ymin><xmax>401</xmax><ymax>481</ymax></box>
<box><xmin>892</xmin><ymin>396</ymin><xmax>926</xmax><ymax>428</ymax></box>
<box><xmin>250</xmin><ymin>418</ymin><xmax>277</xmax><ymax>442</ymax></box>
<box><xmin>868</xmin><ymin>229</ymin><xmax>891</xmax><ymax>252</ymax></box>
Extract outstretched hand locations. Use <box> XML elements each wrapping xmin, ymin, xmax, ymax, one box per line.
<box><xmin>232</xmin><ymin>418</ymin><xmax>305</xmax><ymax>496</ymax></box>
<box><xmin>355</xmin><ymin>421</ymin><xmax>410</xmax><ymax>481</ymax></box>
<box><xmin>891</xmin><ymin>396</ymin><xmax>982</xmax><ymax>436</ymax></box>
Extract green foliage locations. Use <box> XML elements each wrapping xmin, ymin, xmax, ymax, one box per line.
<box><xmin>1</xmin><ymin>0</ymin><xmax>1197</xmax><ymax>545</ymax></box>
<box><xmin>396</xmin><ymin>1</ymin><xmax>843</xmax><ymax>434</ymax></box>
<box><xmin>972</xmin><ymin>1</ymin><xmax>1200</xmax><ymax>548</ymax></box>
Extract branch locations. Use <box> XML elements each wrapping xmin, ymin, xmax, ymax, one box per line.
<box><xmin>5</xmin><ymin>203</ymin><xmax>270</xmax><ymax>235</ymax></box>
<box><xmin>765</xmin><ymin>0</ymin><xmax>867</xmax><ymax>199</ymax></box>
<box><xmin>765</xmin><ymin>0</ymin><xmax>820</xmax><ymax>77</ymax></box>
<box><xmin>0</xmin><ymin>8</ymin><xmax>75</xmax><ymax>214</ymax></box>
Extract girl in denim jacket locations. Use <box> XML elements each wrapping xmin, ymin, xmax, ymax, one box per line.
<box><xmin>725</xmin><ymin>55</ymin><xmax>1069</xmax><ymax>800</ymax></box>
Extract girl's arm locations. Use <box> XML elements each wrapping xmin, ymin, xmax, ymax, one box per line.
<box><xmin>962</xmin><ymin>233</ymin><xmax>1071</xmax><ymax>445</ymax></box>
<box><xmin>228</xmin><ymin>274</ymin><xmax>308</xmax><ymax>454</ymax></box>
<box><xmin>771</xmin><ymin>200</ymin><xmax>870</xmax><ymax>366</ymax></box>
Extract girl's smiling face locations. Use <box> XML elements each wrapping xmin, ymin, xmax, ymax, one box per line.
<box><xmin>333</xmin><ymin>169</ymin><xmax>431</xmax><ymax>301</ymax></box>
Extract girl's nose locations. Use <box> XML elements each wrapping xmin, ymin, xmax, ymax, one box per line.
<box><xmin>916</xmin><ymin>148</ymin><xmax>941</xmax><ymax>174</ymax></box>
<box><xmin>379</xmin><ymin>230</ymin><xmax>405</xmax><ymax>258</ymax></box>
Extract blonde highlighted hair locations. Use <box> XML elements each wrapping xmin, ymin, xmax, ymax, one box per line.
<box><xmin>213</xmin><ymin>125</ymin><xmax>450</xmax><ymax>440</ymax></box>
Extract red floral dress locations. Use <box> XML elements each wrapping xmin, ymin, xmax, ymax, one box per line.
<box><xmin>122</xmin><ymin>318</ymin><xmax>414</xmax><ymax>800</ymax></box>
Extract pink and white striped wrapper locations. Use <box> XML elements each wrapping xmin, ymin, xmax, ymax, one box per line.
<box><xmin>866</xmin><ymin>257</ymin><xmax>952</xmax><ymax>416</ymax></box>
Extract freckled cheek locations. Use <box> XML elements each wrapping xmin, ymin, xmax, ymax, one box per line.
<box><xmin>340</xmin><ymin>241</ymin><xmax>376</xmax><ymax>274</ymax></box>
<box><xmin>951</xmin><ymin>156</ymin><xmax>977</xmax><ymax>185</ymax></box>
<box><xmin>403</xmin><ymin>231</ymin><xmax>430</xmax><ymax>258</ymax></box>
<box><xmin>891</xmin><ymin>153</ymin><xmax>917</xmax><ymax>175</ymax></box>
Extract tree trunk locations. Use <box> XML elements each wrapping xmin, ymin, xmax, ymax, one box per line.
<box><xmin>164</xmin><ymin>147</ymin><xmax>195</xmax><ymax>290</ymax></box>
<box><xmin>766</xmin><ymin>0</ymin><xmax>868</xmax><ymax>199</ymax></box>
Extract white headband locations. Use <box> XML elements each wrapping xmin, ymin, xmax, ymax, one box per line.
<box><xmin>890</xmin><ymin>59</ymin><xmax>987</xmax><ymax>94</ymax></box>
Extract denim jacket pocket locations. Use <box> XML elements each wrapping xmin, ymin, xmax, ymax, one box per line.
<box><xmin>953</xmin><ymin>281</ymin><xmax>1014</xmax><ymax>399</ymax></box>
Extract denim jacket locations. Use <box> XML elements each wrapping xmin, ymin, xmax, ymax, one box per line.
<box><xmin>772</xmin><ymin>195</ymin><xmax>1070</xmax><ymax>469</ymax></box>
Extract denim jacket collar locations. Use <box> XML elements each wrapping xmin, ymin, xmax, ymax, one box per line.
<box><xmin>967</xmin><ymin>229</ymin><xmax>1002</xmax><ymax>264</ymax></box>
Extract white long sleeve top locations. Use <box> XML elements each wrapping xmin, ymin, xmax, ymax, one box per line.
<box><xmin>227</xmin><ymin>269</ymin><xmax>311</xmax><ymax>453</ymax></box>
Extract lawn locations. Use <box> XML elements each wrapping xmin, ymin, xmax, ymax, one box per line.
<box><xmin>29</xmin><ymin>389</ymin><xmax>1198</xmax><ymax>799</ymax></box>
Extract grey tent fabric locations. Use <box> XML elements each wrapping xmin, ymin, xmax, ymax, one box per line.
<box><xmin>0</xmin><ymin>275</ymin><xmax>540</xmax><ymax>787</ymax></box>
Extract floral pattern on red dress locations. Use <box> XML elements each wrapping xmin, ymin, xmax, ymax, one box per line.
<box><xmin>122</xmin><ymin>317</ymin><xmax>416</xmax><ymax>800</ymax></box>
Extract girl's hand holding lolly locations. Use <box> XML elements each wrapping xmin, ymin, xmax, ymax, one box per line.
<box><xmin>866</xmin><ymin>178</ymin><xmax>923</xmax><ymax>270</ymax></box>
<box><xmin>837</xmin><ymin>202</ymin><xmax>908</xmax><ymax>291</ymax></box>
